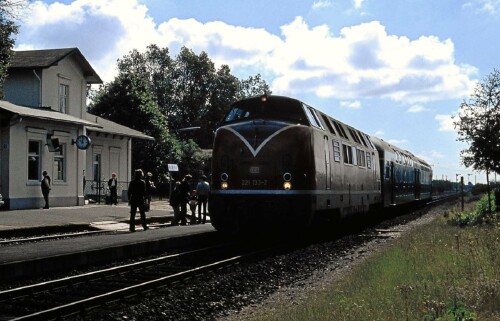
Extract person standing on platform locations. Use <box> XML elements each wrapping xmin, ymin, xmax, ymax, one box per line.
<box><xmin>179</xmin><ymin>174</ymin><xmax>192</xmax><ymax>225</ymax></box>
<box><xmin>127</xmin><ymin>169</ymin><xmax>149</xmax><ymax>232</ymax></box>
<box><xmin>108</xmin><ymin>173</ymin><xmax>118</xmax><ymax>205</ymax></box>
<box><xmin>41</xmin><ymin>170</ymin><xmax>51</xmax><ymax>209</ymax></box>
<box><xmin>170</xmin><ymin>181</ymin><xmax>183</xmax><ymax>225</ymax></box>
<box><xmin>196</xmin><ymin>175</ymin><xmax>210</xmax><ymax>224</ymax></box>
<box><xmin>145</xmin><ymin>172</ymin><xmax>156</xmax><ymax>212</ymax></box>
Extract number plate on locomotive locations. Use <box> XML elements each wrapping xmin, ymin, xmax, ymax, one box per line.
<box><xmin>241</xmin><ymin>179</ymin><xmax>268</xmax><ymax>187</ymax></box>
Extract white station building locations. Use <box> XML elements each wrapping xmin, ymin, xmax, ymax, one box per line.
<box><xmin>0</xmin><ymin>48</ymin><xmax>153</xmax><ymax>210</ymax></box>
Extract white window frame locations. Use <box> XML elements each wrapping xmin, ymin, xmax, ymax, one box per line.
<box><xmin>59</xmin><ymin>83</ymin><xmax>69</xmax><ymax>114</ymax></box>
<box><xmin>28</xmin><ymin>140</ymin><xmax>42</xmax><ymax>182</ymax></box>
<box><xmin>53</xmin><ymin>144</ymin><xmax>66</xmax><ymax>181</ymax></box>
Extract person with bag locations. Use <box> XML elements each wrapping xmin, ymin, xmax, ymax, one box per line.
<box><xmin>127</xmin><ymin>169</ymin><xmax>149</xmax><ymax>232</ymax></box>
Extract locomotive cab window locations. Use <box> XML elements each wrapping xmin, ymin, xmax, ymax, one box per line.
<box><xmin>223</xmin><ymin>97</ymin><xmax>310</xmax><ymax>125</ymax></box>
<box><xmin>304</xmin><ymin>105</ymin><xmax>324</xmax><ymax>129</ymax></box>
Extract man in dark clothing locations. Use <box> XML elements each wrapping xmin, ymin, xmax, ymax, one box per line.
<box><xmin>196</xmin><ymin>175</ymin><xmax>210</xmax><ymax>224</ymax></box>
<box><xmin>108</xmin><ymin>173</ymin><xmax>118</xmax><ymax>205</ymax></box>
<box><xmin>170</xmin><ymin>181</ymin><xmax>183</xmax><ymax>225</ymax></box>
<box><xmin>127</xmin><ymin>170</ymin><xmax>149</xmax><ymax>232</ymax></box>
<box><xmin>179</xmin><ymin>174</ymin><xmax>192</xmax><ymax>225</ymax></box>
<box><xmin>41</xmin><ymin>170</ymin><xmax>51</xmax><ymax>209</ymax></box>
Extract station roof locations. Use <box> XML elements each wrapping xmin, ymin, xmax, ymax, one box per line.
<box><xmin>9</xmin><ymin>48</ymin><xmax>102</xmax><ymax>84</ymax></box>
<box><xmin>85</xmin><ymin>114</ymin><xmax>154</xmax><ymax>140</ymax></box>
<box><xmin>0</xmin><ymin>100</ymin><xmax>101</xmax><ymax>128</ymax></box>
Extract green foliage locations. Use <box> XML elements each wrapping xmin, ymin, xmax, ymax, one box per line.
<box><xmin>450</xmin><ymin>191</ymin><xmax>498</xmax><ymax>226</ymax></box>
<box><xmin>88</xmin><ymin>44</ymin><xmax>271</xmax><ymax>178</ymax></box>
<box><xmin>244</xmin><ymin>213</ymin><xmax>500</xmax><ymax>321</ymax></box>
<box><xmin>454</xmin><ymin>69</ymin><xmax>500</xmax><ymax>175</ymax></box>
<box><xmin>0</xmin><ymin>0</ymin><xmax>20</xmax><ymax>98</ymax></box>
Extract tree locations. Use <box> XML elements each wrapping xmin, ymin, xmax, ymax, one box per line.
<box><xmin>0</xmin><ymin>0</ymin><xmax>23</xmax><ymax>98</ymax></box>
<box><xmin>454</xmin><ymin>69</ymin><xmax>500</xmax><ymax>215</ymax></box>
<box><xmin>89</xmin><ymin>45</ymin><xmax>271</xmax><ymax>180</ymax></box>
<box><xmin>237</xmin><ymin>73</ymin><xmax>271</xmax><ymax>100</ymax></box>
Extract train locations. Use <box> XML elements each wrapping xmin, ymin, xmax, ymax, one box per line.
<box><xmin>209</xmin><ymin>95</ymin><xmax>432</xmax><ymax>233</ymax></box>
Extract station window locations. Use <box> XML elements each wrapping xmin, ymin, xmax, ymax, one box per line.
<box><xmin>53</xmin><ymin>144</ymin><xmax>66</xmax><ymax>181</ymax></box>
<box><xmin>28</xmin><ymin>140</ymin><xmax>41</xmax><ymax>181</ymax></box>
<box><xmin>59</xmin><ymin>84</ymin><xmax>69</xmax><ymax>114</ymax></box>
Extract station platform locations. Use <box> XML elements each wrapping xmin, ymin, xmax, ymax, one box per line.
<box><xmin>0</xmin><ymin>201</ymin><xmax>219</xmax><ymax>282</ymax></box>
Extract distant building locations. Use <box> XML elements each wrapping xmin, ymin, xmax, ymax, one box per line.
<box><xmin>0</xmin><ymin>48</ymin><xmax>153</xmax><ymax>209</ymax></box>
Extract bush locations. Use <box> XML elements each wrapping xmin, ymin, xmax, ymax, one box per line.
<box><xmin>450</xmin><ymin>190</ymin><xmax>498</xmax><ymax>226</ymax></box>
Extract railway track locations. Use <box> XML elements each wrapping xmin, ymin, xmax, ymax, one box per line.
<box><xmin>0</xmin><ymin>243</ymin><xmax>275</xmax><ymax>321</ymax></box>
<box><xmin>0</xmin><ymin>194</ymin><xmax>459</xmax><ymax>320</ymax></box>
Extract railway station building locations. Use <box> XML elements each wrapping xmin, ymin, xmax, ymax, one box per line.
<box><xmin>0</xmin><ymin>48</ymin><xmax>153</xmax><ymax>210</ymax></box>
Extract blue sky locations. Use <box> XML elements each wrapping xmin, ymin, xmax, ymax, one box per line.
<box><xmin>13</xmin><ymin>0</ymin><xmax>500</xmax><ymax>183</ymax></box>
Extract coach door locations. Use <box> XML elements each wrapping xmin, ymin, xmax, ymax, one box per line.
<box><xmin>415</xmin><ymin>169</ymin><xmax>421</xmax><ymax>200</ymax></box>
<box><xmin>324</xmin><ymin>136</ymin><xmax>331</xmax><ymax>190</ymax></box>
<box><xmin>390</xmin><ymin>161</ymin><xmax>395</xmax><ymax>205</ymax></box>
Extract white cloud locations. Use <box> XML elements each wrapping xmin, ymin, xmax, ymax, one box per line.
<box><xmin>16</xmin><ymin>1</ymin><xmax>478</xmax><ymax>105</ymax></box>
<box><xmin>463</xmin><ymin>0</ymin><xmax>500</xmax><ymax>14</ymax></box>
<box><xmin>387</xmin><ymin>138</ymin><xmax>408</xmax><ymax>146</ymax></box>
<box><xmin>435</xmin><ymin>114</ymin><xmax>455</xmax><ymax>132</ymax></box>
<box><xmin>340</xmin><ymin>100</ymin><xmax>361</xmax><ymax>109</ymax></box>
<box><xmin>353</xmin><ymin>0</ymin><xmax>364</xmax><ymax>9</ymax></box>
<box><xmin>312</xmin><ymin>0</ymin><xmax>333</xmax><ymax>9</ymax></box>
<box><xmin>407</xmin><ymin>104</ymin><xmax>429</xmax><ymax>112</ymax></box>
<box><xmin>269</xmin><ymin>19</ymin><xmax>477</xmax><ymax>103</ymax></box>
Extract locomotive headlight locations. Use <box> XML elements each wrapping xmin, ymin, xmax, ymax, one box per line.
<box><xmin>283</xmin><ymin>172</ymin><xmax>292</xmax><ymax>190</ymax></box>
<box><xmin>221</xmin><ymin>181</ymin><xmax>229</xmax><ymax>190</ymax></box>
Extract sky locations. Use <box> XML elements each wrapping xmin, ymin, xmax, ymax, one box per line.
<box><xmin>12</xmin><ymin>0</ymin><xmax>500</xmax><ymax>184</ymax></box>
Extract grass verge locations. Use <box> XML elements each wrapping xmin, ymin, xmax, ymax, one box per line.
<box><xmin>245</xmin><ymin>200</ymin><xmax>500</xmax><ymax>321</ymax></box>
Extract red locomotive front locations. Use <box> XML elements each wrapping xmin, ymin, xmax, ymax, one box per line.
<box><xmin>209</xmin><ymin>96</ymin><xmax>317</xmax><ymax>232</ymax></box>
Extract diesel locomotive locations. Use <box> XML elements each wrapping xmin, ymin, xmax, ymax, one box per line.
<box><xmin>209</xmin><ymin>95</ymin><xmax>432</xmax><ymax>232</ymax></box>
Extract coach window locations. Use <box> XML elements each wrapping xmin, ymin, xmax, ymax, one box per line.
<box><xmin>332</xmin><ymin>141</ymin><xmax>341</xmax><ymax>162</ymax></box>
<box><xmin>357</xmin><ymin>149</ymin><xmax>366</xmax><ymax>167</ymax></box>
<box><xmin>342</xmin><ymin>144</ymin><xmax>352</xmax><ymax>164</ymax></box>
<box><xmin>28</xmin><ymin>140</ymin><xmax>41</xmax><ymax>181</ymax></box>
<box><xmin>351</xmin><ymin>146</ymin><xmax>358</xmax><ymax>165</ymax></box>
<box><xmin>366</xmin><ymin>153</ymin><xmax>372</xmax><ymax>169</ymax></box>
